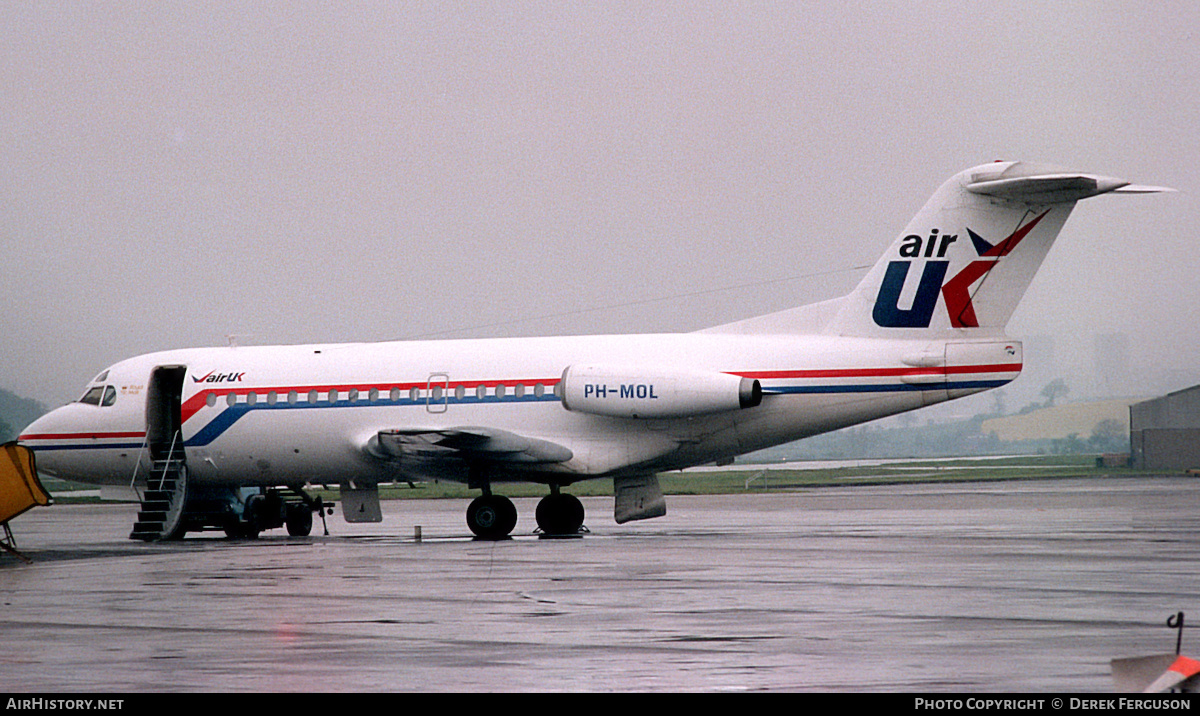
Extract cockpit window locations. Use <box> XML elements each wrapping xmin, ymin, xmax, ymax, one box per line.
<box><xmin>93</xmin><ymin>370</ymin><xmax>109</xmax><ymax>383</ymax></box>
<box><xmin>79</xmin><ymin>386</ymin><xmax>105</xmax><ymax>406</ymax></box>
<box><xmin>79</xmin><ymin>385</ymin><xmax>118</xmax><ymax>407</ymax></box>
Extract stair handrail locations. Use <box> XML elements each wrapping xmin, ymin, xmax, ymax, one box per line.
<box><xmin>157</xmin><ymin>431</ymin><xmax>181</xmax><ymax>490</ymax></box>
<box><xmin>128</xmin><ymin>438</ymin><xmax>148</xmax><ymax>499</ymax></box>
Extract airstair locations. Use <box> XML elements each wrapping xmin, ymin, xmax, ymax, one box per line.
<box><xmin>129</xmin><ymin>436</ymin><xmax>188</xmax><ymax>541</ymax></box>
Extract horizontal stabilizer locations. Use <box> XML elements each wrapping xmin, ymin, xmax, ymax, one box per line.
<box><xmin>965</xmin><ymin>163</ymin><xmax>1174</xmax><ymax>204</ymax></box>
<box><xmin>1114</xmin><ymin>184</ymin><xmax>1177</xmax><ymax>194</ymax></box>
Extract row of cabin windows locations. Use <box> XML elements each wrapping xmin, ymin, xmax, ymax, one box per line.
<box><xmin>203</xmin><ymin>383</ymin><xmax>552</xmax><ymax>408</ymax></box>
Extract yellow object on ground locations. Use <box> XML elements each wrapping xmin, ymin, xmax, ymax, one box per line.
<box><xmin>0</xmin><ymin>441</ymin><xmax>50</xmax><ymax>522</ymax></box>
<box><xmin>1</xmin><ymin>441</ymin><xmax>51</xmax><ymax>562</ymax></box>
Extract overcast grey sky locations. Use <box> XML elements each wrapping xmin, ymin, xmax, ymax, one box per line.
<box><xmin>3</xmin><ymin>1</ymin><xmax>1197</xmax><ymax>409</ymax></box>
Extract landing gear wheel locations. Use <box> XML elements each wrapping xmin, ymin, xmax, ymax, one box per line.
<box><xmin>285</xmin><ymin>504</ymin><xmax>314</xmax><ymax>537</ymax></box>
<box><xmin>466</xmin><ymin>495</ymin><xmax>518</xmax><ymax>539</ymax></box>
<box><xmin>536</xmin><ymin>493</ymin><xmax>585</xmax><ymax>536</ymax></box>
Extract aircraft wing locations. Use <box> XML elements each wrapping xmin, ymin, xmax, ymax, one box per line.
<box><xmin>367</xmin><ymin>427</ymin><xmax>573</xmax><ymax>465</ymax></box>
<box><xmin>1112</xmin><ymin>654</ymin><xmax>1200</xmax><ymax>693</ymax></box>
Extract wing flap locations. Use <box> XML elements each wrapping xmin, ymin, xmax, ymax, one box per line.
<box><xmin>369</xmin><ymin>427</ymin><xmax>573</xmax><ymax>465</ymax></box>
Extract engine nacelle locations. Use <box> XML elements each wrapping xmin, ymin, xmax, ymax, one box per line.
<box><xmin>559</xmin><ymin>364</ymin><xmax>762</xmax><ymax>419</ymax></box>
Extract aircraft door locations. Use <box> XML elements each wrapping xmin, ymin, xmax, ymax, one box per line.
<box><xmin>146</xmin><ymin>365</ymin><xmax>188</xmax><ymax>461</ymax></box>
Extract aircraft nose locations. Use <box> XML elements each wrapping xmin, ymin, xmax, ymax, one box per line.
<box><xmin>15</xmin><ymin>404</ymin><xmax>90</xmax><ymax>480</ymax></box>
<box><xmin>17</xmin><ymin>405</ymin><xmax>73</xmax><ymax>447</ymax></box>
<box><xmin>18</xmin><ymin>412</ymin><xmax>52</xmax><ymax>443</ymax></box>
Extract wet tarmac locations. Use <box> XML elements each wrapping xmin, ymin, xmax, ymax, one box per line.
<box><xmin>1</xmin><ymin>477</ymin><xmax>1198</xmax><ymax>692</ymax></box>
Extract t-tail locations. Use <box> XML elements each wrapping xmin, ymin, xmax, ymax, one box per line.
<box><xmin>826</xmin><ymin>160</ymin><xmax>1172</xmax><ymax>338</ymax></box>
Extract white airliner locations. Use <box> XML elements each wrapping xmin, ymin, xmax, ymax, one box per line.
<box><xmin>18</xmin><ymin>161</ymin><xmax>1170</xmax><ymax>540</ymax></box>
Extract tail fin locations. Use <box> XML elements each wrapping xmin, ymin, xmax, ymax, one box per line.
<box><xmin>824</xmin><ymin>161</ymin><xmax>1172</xmax><ymax>337</ymax></box>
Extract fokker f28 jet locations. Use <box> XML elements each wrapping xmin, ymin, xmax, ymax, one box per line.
<box><xmin>18</xmin><ymin>161</ymin><xmax>1170</xmax><ymax>540</ymax></box>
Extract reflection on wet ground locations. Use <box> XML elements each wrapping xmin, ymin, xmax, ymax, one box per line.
<box><xmin>1</xmin><ymin>477</ymin><xmax>1198</xmax><ymax>691</ymax></box>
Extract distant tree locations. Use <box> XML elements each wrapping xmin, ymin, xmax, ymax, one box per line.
<box><xmin>0</xmin><ymin>417</ymin><xmax>11</xmax><ymax>443</ymax></box>
<box><xmin>1051</xmin><ymin>433</ymin><xmax>1087</xmax><ymax>454</ymax></box>
<box><xmin>1088</xmin><ymin>419</ymin><xmax>1128</xmax><ymax>453</ymax></box>
<box><xmin>1040</xmin><ymin>378</ymin><xmax>1070</xmax><ymax>407</ymax></box>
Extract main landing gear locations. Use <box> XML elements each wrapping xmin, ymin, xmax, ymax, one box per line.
<box><xmin>535</xmin><ymin>486</ymin><xmax>585</xmax><ymax>538</ymax></box>
<box><xmin>465</xmin><ymin>492</ymin><xmax>518</xmax><ymax>540</ymax></box>
<box><xmin>465</xmin><ymin>483</ymin><xmax>586</xmax><ymax>540</ymax></box>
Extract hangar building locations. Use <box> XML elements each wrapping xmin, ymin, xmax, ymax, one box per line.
<box><xmin>1130</xmin><ymin>385</ymin><xmax>1200</xmax><ymax>470</ymax></box>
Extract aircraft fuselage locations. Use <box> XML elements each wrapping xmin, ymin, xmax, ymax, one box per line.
<box><xmin>21</xmin><ymin>331</ymin><xmax>1019</xmax><ymax>490</ymax></box>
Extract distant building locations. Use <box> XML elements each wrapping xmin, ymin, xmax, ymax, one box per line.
<box><xmin>1129</xmin><ymin>385</ymin><xmax>1200</xmax><ymax>470</ymax></box>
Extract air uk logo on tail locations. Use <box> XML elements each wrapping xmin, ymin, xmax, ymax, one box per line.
<box><xmin>871</xmin><ymin>210</ymin><xmax>1050</xmax><ymax>328</ymax></box>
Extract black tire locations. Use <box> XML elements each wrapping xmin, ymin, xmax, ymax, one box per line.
<box><xmin>244</xmin><ymin>493</ymin><xmax>265</xmax><ymax>532</ymax></box>
<box><xmin>497</xmin><ymin>496</ymin><xmax>518</xmax><ymax>536</ymax></box>
<box><xmin>285</xmin><ymin>504</ymin><xmax>313</xmax><ymax>537</ymax></box>
<box><xmin>536</xmin><ymin>493</ymin><xmax>585</xmax><ymax>535</ymax></box>
<box><xmin>467</xmin><ymin>495</ymin><xmax>517</xmax><ymax>539</ymax></box>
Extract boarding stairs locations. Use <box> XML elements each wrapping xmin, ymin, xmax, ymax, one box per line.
<box><xmin>129</xmin><ymin>438</ymin><xmax>188</xmax><ymax>541</ymax></box>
